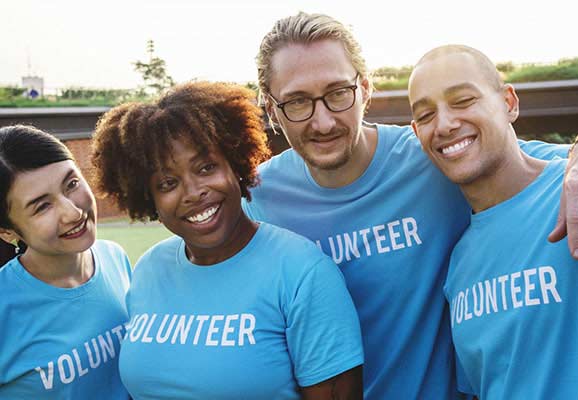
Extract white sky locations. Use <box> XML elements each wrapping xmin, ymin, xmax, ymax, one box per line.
<box><xmin>1</xmin><ymin>0</ymin><xmax>575</xmax><ymax>90</ymax></box>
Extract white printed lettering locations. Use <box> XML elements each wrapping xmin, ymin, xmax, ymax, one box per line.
<box><xmin>35</xmin><ymin>364</ymin><xmax>54</xmax><ymax>390</ymax></box>
<box><xmin>239</xmin><ymin>313</ymin><xmax>256</xmax><ymax>345</ymax></box>
<box><xmin>206</xmin><ymin>315</ymin><xmax>224</xmax><ymax>346</ymax></box>
<box><xmin>221</xmin><ymin>314</ymin><xmax>238</xmax><ymax>346</ymax></box>
<box><xmin>524</xmin><ymin>268</ymin><xmax>540</xmax><ymax>306</ymax></box>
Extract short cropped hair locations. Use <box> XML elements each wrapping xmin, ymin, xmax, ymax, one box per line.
<box><xmin>91</xmin><ymin>81</ymin><xmax>271</xmax><ymax>221</ymax></box>
<box><xmin>256</xmin><ymin>11</ymin><xmax>370</xmax><ymax>96</ymax></box>
<box><xmin>413</xmin><ymin>44</ymin><xmax>504</xmax><ymax>91</ymax></box>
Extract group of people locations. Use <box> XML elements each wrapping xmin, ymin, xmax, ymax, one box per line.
<box><xmin>1</xmin><ymin>11</ymin><xmax>577</xmax><ymax>400</ymax></box>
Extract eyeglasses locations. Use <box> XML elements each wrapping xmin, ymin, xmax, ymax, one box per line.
<box><xmin>268</xmin><ymin>73</ymin><xmax>359</xmax><ymax>122</ymax></box>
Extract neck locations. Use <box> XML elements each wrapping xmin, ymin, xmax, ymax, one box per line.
<box><xmin>186</xmin><ymin>212</ymin><xmax>258</xmax><ymax>266</ymax></box>
<box><xmin>461</xmin><ymin>147</ymin><xmax>547</xmax><ymax>213</ymax></box>
<box><xmin>20</xmin><ymin>249</ymin><xmax>94</xmax><ymax>288</ymax></box>
<box><xmin>309</xmin><ymin>124</ymin><xmax>378</xmax><ymax>188</ymax></box>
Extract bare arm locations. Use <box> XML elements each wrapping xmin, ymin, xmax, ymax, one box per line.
<box><xmin>300</xmin><ymin>365</ymin><xmax>363</xmax><ymax>400</ymax></box>
<box><xmin>549</xmin><ymin>137</ymin><xmax>578</xmax><ymax>259</ymax></box>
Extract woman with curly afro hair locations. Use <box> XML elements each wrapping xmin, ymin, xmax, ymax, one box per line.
<box><xmin>92</xmin><ymin>81</ymin><xmax>363</xmax><ymax>400</ymax></box>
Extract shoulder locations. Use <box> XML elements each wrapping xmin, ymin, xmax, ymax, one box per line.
<box><xmin>258</xmin><ymin>223</ymin><xmax>323</xmax><ymax>255</ymax></box>
<box><xmin>247</xmin><ymin>149</ymin><xmax>306</xmax><ymax>218</ymax></box>
<box><xmin>550</xmin><ymin>157</ymin><xmax>568</xmax><ymax>174</ymax></box>
<box><xmin>256</xmin><ymin>223</ymin><xmax>338</xmax><ymax>275</ymax></box>
<box><xmin>256</xmin><ymin>148</ymin><xmax>304</xmax><ymax>181</ymax></box>
<box><xmin>134</xmin><ymin>235</ymin><xmax>181</xmax><ymax>274</ymax></box>
<box><xmin>0</xmin><ymin>257</ymin><xmax>19</xmax><ymax>287</ymax></box>
<box><xmin>93</xmin><ymin>239</ymin><xmax>132</xmax><ymax>281</ymax></box>
<box><xmin>533</xmin><ymin>158</ymin><xmax>567</xmax><ymax>207</ymax></box>
<box><xmin>519</xmin><ymin>139</ymin><xmax>570</xmax><ymax>160</ymax></box>
<box><xmin>93</xmin><ymin>239</ymin><xmax>127</xmax><ymax>259</ymax></box>
<box><xmin>376</xmin><ymin>123</ymin><xmax>425</xmax><ymax>156</ymax></box>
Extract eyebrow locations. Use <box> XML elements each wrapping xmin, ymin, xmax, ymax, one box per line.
<box><xmin>444</xmin><ymin>82</ymin><xmax>478</xmax><ymax>96</ymax></box>
<box><xmin>280</xmin><ymin>78</ymin><xmax>356</xmax><ymax>99</ymax></box>
<box><xmin>24</xmin><ymin>169</ymin><xmax>76</xmax><ymax>210</ymax></box>
<box><xmin>411</xmin><ymin>83</ymin><xmax>479</xmax><ymax>113</ymax></box>
<box><xmin>156</xmin><ymin>151</ymin><xmax>210</xmax><ymax>175</ymax></box>
<box><xmin>410</xmin><ymin>98</ymin><xmax>431</xmax><ymax>114</ymax></box>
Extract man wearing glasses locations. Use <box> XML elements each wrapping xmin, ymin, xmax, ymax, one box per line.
<box><xmin>244</xmin><ymin>12</ymin><xmax>573</xmax><ymax>399</ymax></box>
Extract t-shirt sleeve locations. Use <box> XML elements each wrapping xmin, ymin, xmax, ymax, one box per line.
<box><xmin>519</xmin><ymin>139</ymin><xmax>570</xmax><ymax>160</ymax></box>
<box><xmin>121</xmin><ymin>248</ymin><xmax>133</xmax><ymax>282</ymax></box>
<box><xmin>285</xmin><ymin>256</ymin><xmax>363</xmax><ymax>387</ymax></box>
<box><xmin>108</xmin><ymin>240</ymin><xmax>133</xmax><ymax>286</ymax></box>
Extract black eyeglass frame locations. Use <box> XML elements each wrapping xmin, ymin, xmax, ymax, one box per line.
<box><xmin>268</xmin><ymin>73</ymin><xmax>360</xmax><ymax>122</ymax></box>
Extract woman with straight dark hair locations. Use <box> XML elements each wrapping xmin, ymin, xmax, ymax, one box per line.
<box><xmin>0</xmin><ymin>125</ymin><xmax>131</xmax><ymax>399</ymax></box>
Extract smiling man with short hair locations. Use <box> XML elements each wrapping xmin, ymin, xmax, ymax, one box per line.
<box><xmin>409</xmin><ymin>44</ymin><xmax>578</xmax><ymax>399</ymax></box>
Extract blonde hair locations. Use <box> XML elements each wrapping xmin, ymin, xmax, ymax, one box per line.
<box><xmin>256</xmin><ymin>12</ymin><xmax>370</xmax><ymax>97</ymax></box>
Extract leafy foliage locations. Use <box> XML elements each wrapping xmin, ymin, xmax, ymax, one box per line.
<box><xmin>2</xmin><ymin>53</ymin><xmax>577</xmax><ymax>107</ymax></box>
<box><xmin>506</xmin><ymin>58</ymin><xmax>578</xmax><ymax>83</ymax></box>
<box><xmin>518</xmin><ymin>132</ymin><xmax>576</xmax><ymax>144</ymax></box>
<box><xmin>372</xmin><ymin>57</ymin><xmax>578</xmax><ymax>91</ymax></box>
<box><xmin>133</xmin><ymin>39</ymin><xmax>175</xmax><ymax>96</ymax></box>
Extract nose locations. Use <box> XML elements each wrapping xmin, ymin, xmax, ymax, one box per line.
<box><xmin>59</xmin><ymin>197</ymin><xmax>84</xmax><ymax>224</ymax></box>
<box><xmin>182</xmin><ymin>175</ymin><xmax>208</xmax><ymax>203</ymax></box>
<box><xmin>310</xmin><ymin>99</ymin><xmax>336</xmax><ymax>134</ymax></box>
<box><xmin>435</xmin><ymin>107</ymin><xmax>460</xmax><ymax>137</ymax></box>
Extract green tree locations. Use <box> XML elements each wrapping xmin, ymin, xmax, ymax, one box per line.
<box><xmin>133</xmin><ymin>40</ymin><xmax>175</xmax><ymax>96</ymax></box>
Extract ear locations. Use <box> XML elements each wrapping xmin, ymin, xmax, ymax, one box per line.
<box><xmin>411</xmin><ymin>120</ymin><xmax>419</xmax><ymax>137</ymax></box>
<box><xmin>0</xmin><ymin>227</ymin><xmax>20</xmax><ymax>246</ymax></box>
<box><xmin>503</xmin><ymin>84</ymin><xmax>519</xmax><ymax>122</ymax></box>
<box><xmin>411</xmin><ymin>120</ymin><xmax>426</xmax><ymax>150</ymax></box>
<box><xmin>262</xmin><ymin>95</ymin><xmax>280</xmax><ymax>126</ymax></box>
<box><xmin>360</xmin><ymin>74</ymin><xmax>372</xmax><ymax>105</ymax></box>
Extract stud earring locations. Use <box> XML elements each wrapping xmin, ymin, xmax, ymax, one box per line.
<box><xmin>11</xmin><ymin>240</ymin><xmax>19</xmax><ymax>255</ymax></box>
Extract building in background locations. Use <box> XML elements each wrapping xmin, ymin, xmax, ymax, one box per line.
<box><xmin>21</xmin><ymin>76</ymin><xmax>44</xmax><ymax>98</ymax></box>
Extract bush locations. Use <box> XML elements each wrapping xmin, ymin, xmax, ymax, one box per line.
<box><xmin>507</xmin><ymin>58</ymin><xmax>578</xmax><ymax>83</ymax></box>
<box><xmin>371</xmin><ymin>57</ymin><xmax>578</xmax><ymax>92</ymax></box>
<box><xmin>518</xmin><ymin>132</ymin><xmax>576</xmax><ymax>144</ymax></box>
<box><xmin>0</xmin><ymin>86</ymin><xmax>27</xmax><ymax>100</ymax></box>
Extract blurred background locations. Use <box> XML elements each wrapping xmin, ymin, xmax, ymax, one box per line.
<box><xmin>1</xmin><ymin>0</ymin><xmax>576</xmax><ymax>262</ymax></box>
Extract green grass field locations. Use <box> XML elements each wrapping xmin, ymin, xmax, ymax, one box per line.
<box><xmin>97</xmin><ymin>222</ymin><xmax>173</xmax><ymax>265</ymax></box>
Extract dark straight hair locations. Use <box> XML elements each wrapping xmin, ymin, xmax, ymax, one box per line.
<box><xmin>0</xmin><ymin>125</ymin><xmax>74</xmax><ymax>266</ymax></box>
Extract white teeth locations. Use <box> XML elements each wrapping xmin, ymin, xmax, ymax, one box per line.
<box><xmin>64</xmin><ymin>220</ymin><xmax>86</xmax><ymax>236</ymax></box>
<box><xmin>441</xmin><ymin>137</ymin><xmax>474</xmax><ymax>155</ymax></box>
<box><xmin>186</xmin><ymin>206</ymin><xmax>219</xmax><ymax>224</ymax></box>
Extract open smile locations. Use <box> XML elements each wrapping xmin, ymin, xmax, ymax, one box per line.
<box><xmin>439</xmin><ymin>136</ymin><xmax>477</xmax><ymax>156</ymax></box>
<box><xmin>60</xmin><ymin>217</ymin><xmax>88</xmax><ymax>239</ymax></box>
<box><xmin>184</xmin><ymin>204</ymin><xmax>221</xmax><ymax>225</ymax></box>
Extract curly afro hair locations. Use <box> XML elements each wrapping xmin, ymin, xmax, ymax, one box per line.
<box><xmin>91</xmin><ymin>81</ymin><xmax>272</xmax><ymax>221</ymax></box>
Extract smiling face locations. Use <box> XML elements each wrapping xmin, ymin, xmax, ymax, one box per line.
<box><xmin>149</xmin><ymin>137</ymin><xmax>255</xmax><ymax>264</ymax></box>
<box><xmin>1</xmin><ymin>160</ymin><xmax>97</xmax><ymax>258</ymax></box>
<box><xmin>266</xmin><ymin>39</ymin><xmax>371</xmax><ymax>174</ymax></box>
<box><xmin>409</xmin><ymin>51</ymin><xmax>519</xmax><ymax>185</ymax></box>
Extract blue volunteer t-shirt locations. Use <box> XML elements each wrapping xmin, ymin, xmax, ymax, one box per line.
<box><xmin>243</xmin><ymin>123</ymin><xmax>569</xmax><ymax>400</ymax></box>
<box><xmin>0</xmin><ymin>240</ymin><xmax>132</xmax><ymax>399</ymax></box>
<box><xmin>119</xmin><ymin>222</ymin><xmax>363</xmax><ymax>400</ymax></box>
<box><xmin>445</xmin><ymin>159</ymin><xmax>578</xmax><ymax>399</ymax></box>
